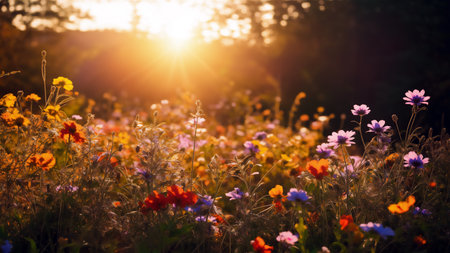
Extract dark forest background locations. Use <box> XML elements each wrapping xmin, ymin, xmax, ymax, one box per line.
<box><xmin>1</xmin><ymin>0</ymin><xmax>449</xmax><ymax>132</ymax></box>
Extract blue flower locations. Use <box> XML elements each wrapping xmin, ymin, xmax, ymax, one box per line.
<box><xmin>359</xmin><ymin>222</ymin><xmax>395</xmax><ymax>239</ymax></box>
<box><xmin>225</xmin><ymin>188</ymin><xmax>248</xmax><ymax>200</ymax></box>
<box><xmin>1</xmin><ymin>240</ymin><xmax>12</xmax><ymax>253</ymax></box>
<box><xmin>413</xmin><ymin>207</ymin><xmax>431</xmax><ymax>216</ymax></box>
<box><xmin>286</xmin><ymin>188</ymin><xmax>310</xmax><ymax>202</ymax></box>
<box><xmin>253</xmin><ymin>131</ymin><xmax>267</xmax><ymax>140</ymax></box>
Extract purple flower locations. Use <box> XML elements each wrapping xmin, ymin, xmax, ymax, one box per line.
<box><xmin>56</xmin><ymin>185</ymin><xmax>78</xmax><ymax>192</ymax></box>
<box><xmin>195</xmin><ymin>216</ymin><xmax>217</xmax><ymax>223</ymax></box>
<box><xmin>225</xmin><ymin>188</ymin><xmax>248</xmax><ymax>200</ymax></box>
<box><xmin>244</xmin><ymin>141</ymin><xmax>259</xmax><ymax>153</ymax></box>
<box><xmin>276</xmin><ymin>231</ymin><xmax>298</xmax><ymax>245</ymax></box>
<box><xmin>367</xmin><ymin>120</ymin><xmax>390</xmax><ymax>134</ymax></box>
<box><xmin>403</xmin><ymin>151</ymin><xmax>429</xmax><ymax>169</ymax></box>
<box><xmin>286</xmin><ymin>188</ymin><xmax>310</xmax><ymax>202</ymax></box>
<box><xmin>359</xmin><ymin>222</ymin><xmax>395</xmax><ymax>239</ymax></box>
<box><xmin>403</xmin><ymin>89</ymin><xmax>430</xmax><ymax>106</ymax></box>
<box><xmin>1</xmin><ymin>240</ymin><xmax>12</xmax><ymax>253</ymax></box>
<box><xmin>327</xmin><ymin>130</ymin><xmax>356</xmax><ymax>149</ymax></box>
<box><xmin>135</xmin><ymin>167</ymin><xmax>152</xmax><ymax>181</ymax></box>
<box><xmin>413</xmin><ymin>207</ymin><xmax>432</xmax><ymax>216</ymax></box>
<box><xmin>71</xmin><ymin>114</ymin><xmax>83</xmax><ymax>120</ymax></box>
<box><xmin>253</xmin><ymin>131</ymin><xmax>267</xmax><ymax>140</ymax></box>
<box><xmin>316</xmin><ymin>143</ymin><xmax>335</xmax><ymax>158</ymax></box>
<box><xmin>351</xmin><ymin>104</ymin><xmax>371</xmax><ymax>116</ymax></box>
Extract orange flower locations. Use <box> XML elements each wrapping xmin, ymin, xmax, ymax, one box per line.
<box><xmin>112</xmin><ymin>201</ymin><xmax>121</xmax><ymax>207</ymax></box>
<box><xmin>269</xmin><ymin>185</ymin><xmax>284</xmax><ymax>199</ymax></box>
<box><xmin>59</xmin><ymin>121</ymin><xmax>86</xmax><ymax>144</ymax></box>
<box><xmin>27</xmin><ymin>153</ymin><xmax>55</xmax><ymax>171</ymax></box>
<box><xmin>388</xmin><ymin>195</ymin><xmax>415</xmax><ymax>214</ymax></box>
<box><xmin>414</xmin><ymin>235</ymin><xmax>426</xmax><ymax>246</ymax></box>
<box><xmin>340</xmin><ymin>215</ymin><xmax>354</xmax><ymax>231</ymax></box>
<box><xmin>306</xmin><ymin>159</ymin><xmax>329</xmax><ymax>180</ymax></box>
<box><xmin>251</xmin><ymin>236</ymin><xmax>273</xmax><ymax>253</ymax></box>
<box><xmin>97</xmin><ymin>152</ymin><xmax>119</xmax><ymax>167</ymax></box>
<box><xmin>1</xmin><ymin>109</ymin><xmax>30</xmax><ymax>127</ymax></box>
<box><xmin>429</xmin><ymin>181</ymin><xmax>436</xmax><ymax>188</ymax></box>
<box><xmin>25</xmin><ymin>93</ymin><xmax>41</xmax><ymax>102</ymax></box>
<box><xmin>166</xmin><ymin>185</ymin><xmax>198</xmax><ymax>208</ymax></box>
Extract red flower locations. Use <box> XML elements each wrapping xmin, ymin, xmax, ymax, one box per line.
<box><xmin>59</xmin><ymin>121</ymin><xmax>85</xmax><ymax>144</ymax></box>
<box><xmin>166</xmin><ymin>185</ymin><xmax>198</xmax><ymax>208</ymax></box>
<box><xmin>414</xmin><ymin>235</ymin><xmax>426</xmax><ymax>246</ymax></box>
<box><xmin>306</xmin><ymin>159</ymin><xmax>329</xmax><ymax>180</ymax></box>
<box><xmin>340</xmin><ymin>215</ymin><xmax>354</xmax><ymax>231</ymax></box>
<box><xmin>251</xmin><ymin>236</ymin><xmax>273</xmax><ymax>253</ymax></box>
<box><xmin>139</xmin><ymin>191</ymin><xmax>168</xmax><ymax>213</ymax></box>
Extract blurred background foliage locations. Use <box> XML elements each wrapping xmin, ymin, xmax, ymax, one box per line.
<box><xmin>0</xmin><ymin>0</ymin><xmax>449</xmax><ymax>130</ymax></box>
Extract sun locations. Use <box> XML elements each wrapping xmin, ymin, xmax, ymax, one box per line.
<box><xmin>137</xmin><ymin>1</ymin><xmax>208</xmax><ymax>46</ymax></box>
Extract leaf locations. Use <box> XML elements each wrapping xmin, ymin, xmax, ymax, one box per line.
<box><xmin>24</xmin><ymin>237</ymin><xmax>38</xmax><ymax>253</ymax></box>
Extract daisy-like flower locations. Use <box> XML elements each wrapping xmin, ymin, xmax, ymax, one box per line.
<box><xmin>44</xmin><ymin>105</ymin><xmax>63</xmax><ymax>121</ymax></box>
<box><xmin>276</xmin><ymin>231</ymin><xmax>298</xmax><ymax>246</ymax></box>
<box><xmin>351</xmin><ymin>104</ymin><xmax>371</xmax><ymax>116</ymax></box>
<box><xmin>327</xmin><ymin>130</ymin><xmax>355</xmax><ymax>149</ymax></box>
<box><xmin>244</xmin><ymin>141</ymin><xmax>259</xmax><ymax>153</ymax></box>
<box><xmin>225</xmin><ymin>188</ymin><xmax>248</xmax><ymax>200</ymax></box>
<box><xmin>388</xmin><ymin>195</ymin><xmax>415</xmax><ymax>214</ymax></box>
<box><xmin>403</xmin><ymin>89</ymin><xmax>430</xmax><ymax>106</ymax></box>
<box><xmin>403</xmin><ymin>151</ymin><xmax>429</xmax><ymax>169</ymax></box>
<box><xmin>25</xmin><ymin>93</ymin><xmax>41</xmax><ymax>102</ymax></box>
<box><xmin>0</xmin><ymin>93</ymin><xmax>16</xmax><ymax>108</ymax></box>
<box><xmin>306</xmin><ymin>159</ymin><xmax>329</xmax><ymax>180</ymax></box>
<box><xmin>59</xmin><ymin>121</ymin><xmax>86</xmax><ymax>144</ymax></box>
<box><xmin>367</xmin><ymin>120</ymin><xmax>390</xmax><ymax>134</ymax></box>
<box><xmin>53</xmin><ymin>76</ymin><xmax>73</xmax><ymax>91</ymax></box>
<box><xmin>359</xmin><ymin>222</ymin><xmax>395</xmax><ymax>239</ymax></box>
<box><xmin>286</xmin><ymin>188</ymin><xmax>310</xmax><ymax>202</ymax></box>
<box><xmin>316</xmin><ymin>143</ymin><xmax>335</xmax><ymax>158</ymax></box>
<box><xmin>26</xmin><ymin>153</ymin><xmax>56</xmax><ymax>171</ymax></box>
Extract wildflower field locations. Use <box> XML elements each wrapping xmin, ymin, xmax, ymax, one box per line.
<box><xmin>0</xmin><ymin>54</ymin><xmax>448</xmax><ymax>253</ymax></box>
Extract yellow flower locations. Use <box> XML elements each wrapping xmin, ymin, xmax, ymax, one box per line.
<box><xmin>26</xmin><ymin>152</ymin><xmax>55</xmax><ymax>171</ymax></box>
<box><xmin>52</xmin><ymin>77</ymin><xmax>73</xmax><ymax>91</ymax></box>
<box><xmin>269</xmin><ymin>185</ymin><xmax>284</xmax><ymax>198</ymax></box>
<box><xmin>0</xmin><ymin>93</ymin><xmax>17</xmax><ymax>107</ymax></box>
<box><xmin>44</xmin><ymin>105</ymin><xmax>62</xmax><ymax>121</ymax></box>
<box><xmin>1</xmin><ymin>109</ymin><xmax>30</xmax><ymax>127</ymax></box>
<box><xmin>281</xmin><ymin>154</ymin><xmax>292</xmax><ymax>162</ymax></box>
<box><xmin>25</xmin><ymin>93</ymin><xmax>41</xmax><ymax>102</ymax></box>
<box><xmin>388</xmin><ymin>195</ymin><xmax>415</xmax><ymax>214</ymax></box>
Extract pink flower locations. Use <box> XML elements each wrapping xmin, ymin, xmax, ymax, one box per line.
<box><xmin>351</xmin><ymin>104</ymin><xmax>371</xmax><ymax>116</ymax></box>
<box><xmin>403</xmin><ymin>89</ymin><xmax>430</xmax><ymax>106</ymax></box>
<box><xmin>327</xmin><ymin>130</ymin><xmax>356</xmax><ymax>149</ymax></box>
<box><xmin>367</xmin><ymin>120</ymin><xmax>390</xmax><ymax>134</ymax></box>
<box><xmin>404</xmin><ymin>151</ymin><xmax>429</xmax><ymax>169</ymax></box>
<box><xmin>276</xmin><ymin>231</ymin><xmax>298</xmax><ymax>246</ymax></box>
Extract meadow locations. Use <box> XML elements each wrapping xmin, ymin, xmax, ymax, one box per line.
<box><xmin>0</xmin><ymin>58</ymin><xmax>448</xmax><ymax>252</ymax></box>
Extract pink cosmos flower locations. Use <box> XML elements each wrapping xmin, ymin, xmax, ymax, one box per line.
<box><xmin>276</xmin><ymin>231</ymin><xmax>298</xmax><ymax>246</ymax></box>
<box><xmin>351</xmin><ymin>104</ymin><xmax>371</xmax><ymax>116</ymax></box>
<box><xmin>327</xmin><ymin>130</ymin><xmax>356</xmax><ymax>149</ymax></box>
<box><xmin>404</xmin><ymin>151</ymin><xmax>429</xmax><ymax>169</ymax></box>
<box><xmin>367</xmin><ymin>120</ymin><xmax>390</xmax><ymax>134</ymax></box>
<box><xmin>403</xmin><ymin>89</ymin><xmax>430</xmax><ymax>106</ymax></box>
<box><xmin>316</xmin><ymin>143</ymin><xmax>335</xmax><ymax>158</ymax></box>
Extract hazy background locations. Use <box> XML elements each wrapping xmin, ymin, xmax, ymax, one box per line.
<box><xmin>1</xmin><ymin>0</ymin><xmax>449</xmax><ymax>131</ymax></box>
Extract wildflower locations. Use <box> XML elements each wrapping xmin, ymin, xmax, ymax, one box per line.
<box><xmin>1</xmin><ymin>240</ymin><xmax>12</xmax><ymax>253</ymax></box>
<box><xmin>281</xmin><ymin>154</ymin><xmax>292</xmax><ymax>162</ymax></box>
<box><xmin>319</xmin><ymin>246</ymin><xmax>330</xmax><ymax>253</ymax></box>
<box><xmin>403</xmin><ymin>89</ymin><xmax>430</xmax><ymax>106</ymax></box>
<box><xmin>306</xmin><ymin>159</ymin><xmax>329</xmax><ymax>180</ymax></box>
<box><xmin>429</xmin><ymin>181</ymin><xmax>437</xmax><ymax>188</ymax></box>
<box><xmin>186</xmin><ymin>195</ymin><xmax>214</xmax><ymax>213</ymax></box>
<box><xmin>71</xmin><ymin>114</ymin><xmax>82</xmax><ymax>120</ymax></box>
<box><xmin>59</xmin><ymin>121</ymin><xmax>86</xmax><ymax>144</ymax></box>
<box><xmin>253</xmin><ymin>131</ymin><xmax>267</xmax><ymax>140</ymax></box>
<box><xmin>414</xmin><ymin>235</ymin><xmax>426</xmax><ymax>246</ymax></box>
<box><xmin>367</xmin><ymin>120</ymin><xmax>390</xmax><ymax>134</ymax></box>
<box><xmin>112</xmin><ymin>201</ymin><xmax>121</xmax><ymax>207</ymax></box>
<box><xmin>244</xmin><ymin>141</ymin><xmax>259</xmax><ymax>153</ymax></box>
<box><xmin>135</xmin><ymin>167</ymin><xmax>152</xmax><ymax>181</ymax></box>
<box><xmin>351</xmin><ymin>104</ymin><xmax>371</xmax><ymax>116</ymax></box>
<box><xmin>26</xmin><ymin>153</ymin><xmax>55</xmax><ymax>171</ymax></box>
<box><xmin>56</xmin><ymin>185</ymin><xmax>79</xmax><ymax>192</ymax></box>
<box><xmin>139</xmin><ymin>191</ymin><xmax>168</xmax><ymax>213</ymax></box>
<box><xmin>0</xmin><ymin>93</ymin><xmax>16</xmax><ymax>107</ymax></box>
<box><xmin>340</xmin><ymin>215</ymin><xmax>355</xmax><ymax>231</ymax></box>
<box><xmin>225</xmin><ymin>188</ymin><xmax>248</xmax><ymax>200</ymax></box>
<box><xmin>403</xmin><ymin>151</ymin><xmax>429</xmax><ymax>169</ymax></box>
<box><xmin>276</xmin><ymin>231</ymin><xmax>298</xmax><ymax>246</ymax></box>
<box><xmin>43</xmin><ymin>105</ymin><xmax>62</xmax><ymax>121</ymax></box>
<box><xmin>359</xmin><ymin>222</ymin><xmax>395</xmax><ymax>239</ymax></box>
<box><xmin>53</xmin><ymin>76</ymin><xmax>73</xmax><ymax>91</ymax></box>
<box><xmin>97</xmin><ymin>152</ymin><xmax>119</xmax><ymax>167</ymax></box>
<box><xmin>25</xmin><ymin>93</ymin><xmax>41</xmax><ymax>102</ymax></box>
<box><xmin>269</xmin><ymin>185</ymin><xmax>284</xmax><ymax>199</ymax></box>
<box><xmin>251</xmin><ymin>236</ymin><xmax>273</xmax><ymax>253</ymax></box>
<box><xmin>166</xmin><ymin>185</ymin><xmax>198</xmax><ymax>208</ymax></box>
<box><xmin>388</xmin><ymin>195</ymin><xmax>415</xmax><ymax>214</ymax></box>
<box><xmin>385</xmin><ymin>153</ymin><xmax>400</xmax><ymax>168</ymax></box>
<box><xmin>413</xmin><ymin>207</ymin><xmax>431</xmax><ymax>216</ymax></box>
<box><xmin>316</xmin><ymin>143</ymin><xmax>335</xmax><ymax>158</ymax></box>
<box><xmin>1</xmin><ymin>109</ymin><xmax>30</xmax><ymax>127</ymax></box>
<box><xmin>286</xmin><ymin>188</ymin><xmax>310</xmax><ymax>202</ymax></box>
<box><xmin>327</xmin><ymin>130</ymin><xmax>355</xmax><ymax>149</ymax></box>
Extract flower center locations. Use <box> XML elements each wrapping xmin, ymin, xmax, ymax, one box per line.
<box><xmin>411</xmin><ymin>95</ymin><xmax>422</xmax><ymax>105</ymax></box>
<box><xmin>410</xmin><ymin>158</ymin><xmax>423</xmax><ymax>168</ymax></box>
<box><xmin>337</xmin><ymin>135</ymin><xmax>348</xmax><ymax>144</ymax></box>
